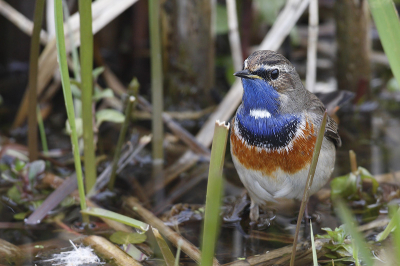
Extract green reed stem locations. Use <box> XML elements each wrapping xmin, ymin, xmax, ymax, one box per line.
<box><xmin>200</xmin><ymin>120</ymin><xmax>230</xmax><ymax>266</ymax></box>
<box><xmin>54</xmin><ymin>0</ymin><xmax>88</xmax><ymax>223</ymax></box>
<box><xmin>149</xmin><ymin>0</ymin><xmax>164</xmax><ymax>164</ymax></box>
<box><xmin>28</xmin><ymin>0</ymin><xmax>45</xmax><ymax>162</ymax></box>
<box><xmin>36</xmin><ymin>106</ymin><xmax>48</xmax><ymax>153</ymax></box>
<box><xmin>108</xmin><ymin>95</ymin><xmax>136</xmax><ymax>190</ymax></box>
<box><xmin>78</xmin><ymin>0</ymin><xmax>96</xmax><ymax>193</ymax></box>
<box><xmin>290</xmin><ymin>111</ymin><xmax>328</xmax><ymax>266</ymax></box>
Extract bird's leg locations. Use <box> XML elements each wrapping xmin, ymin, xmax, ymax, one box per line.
<box><xmin>249</xmin><ymin>200</ymin><xmax>259</xmax><ymax>222</ymax></box>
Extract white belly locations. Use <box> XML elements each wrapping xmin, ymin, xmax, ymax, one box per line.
<box><xmin>231</xmin><ymin>138</ymin><xmax>335</xmax><ymax>206</ymax></box>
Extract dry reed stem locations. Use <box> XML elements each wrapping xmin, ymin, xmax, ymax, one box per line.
<box><xmin>125</xmin><ymin>197</ymin><xmax>220</xmax><ymax>266</ymax></box>
<box><xmin>83</xmin><ymin>235</ymin><xmax>142</xmax><ymax>266</ymax></box>
<box><xmin>0</xmin><ymin>0</ymin><xmax>48</xmax><ymax>44</ymax></box>
<box><xmin>306</xmin><ymin>0</ymin><xmax>319</xmax><ymax>92</ymax></box>
<box><xmin>226</xmin><ymin>0</ymin><xmax>243</xmax><ymax>72</ymax></box>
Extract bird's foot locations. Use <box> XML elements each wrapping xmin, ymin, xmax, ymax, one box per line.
<box><xmin>249</xmin><ymin>201</ymin><xmax>259</xmax><ymax>222</ymax></box>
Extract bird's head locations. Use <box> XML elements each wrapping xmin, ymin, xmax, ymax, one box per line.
<box><xmin>234</xmin><ymin>50</ymin><xmax>307</xmax><ymax>117</ymax></box>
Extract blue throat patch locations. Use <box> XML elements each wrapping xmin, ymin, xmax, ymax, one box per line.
<box><xmin>237</xmin><ymin>78</ymin><xmax>301</xmax><ymax>149</ymax></box>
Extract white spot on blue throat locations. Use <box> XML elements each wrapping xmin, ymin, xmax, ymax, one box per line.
<box><xmin>250</xmin><ymin>109</ymin><xmax>271</xmax><ymax>119</ymax></box>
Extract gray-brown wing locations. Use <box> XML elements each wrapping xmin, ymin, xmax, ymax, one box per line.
<box><xmin>306</xmin><ymin>92</ymin><xmax>342</xmax><ymax>147</ymax></box>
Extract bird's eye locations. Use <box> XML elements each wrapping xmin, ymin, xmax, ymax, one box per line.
<box><xmin>270</xmin><ymin>69</ymin><xmax>279</xmax><ymax>80</ymax></box>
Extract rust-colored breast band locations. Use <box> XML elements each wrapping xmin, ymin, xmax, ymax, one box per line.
<box><xmin>230</xmin><ymin>118</ymin><xmax>316</xmax><ymax>176</ymax></box>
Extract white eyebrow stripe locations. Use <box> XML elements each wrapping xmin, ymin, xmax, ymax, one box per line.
<box><xmin>250</xmin><ymin>109</ymin><xmax>271</xmax><ymax>119</ymax></box>
<box><xmin>260</xmin><ymin>64</ymin><xmax>294</xmax><ymax>73</ymax></box>
<box><xmin>244</xmin><ymin>59</ymin><xmax>248</xmax><ymax>69</ymax></box>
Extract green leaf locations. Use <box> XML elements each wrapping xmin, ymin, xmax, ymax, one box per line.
<box><xmin>7</xmin><ymin>185</ymin><xmax>21</xmax><ymax>204</ymax></box>
<box><xmin>95</xmin><ymin>109</ymin><xmax>125</xmax><ymax>127</ymax></box>
<box><xmin>14</xmin><ymin>212</ymin><xmax>29</xmax><ymax>220</ymax></box>
<box><xmin>28</xmin><ymin>160</ymin><xmax>45</xmax><ymax>182</ymax></box>
<box><xmin>65</xmin><ymin>118</ymin><xmax>83</xmax><ymax>138</ymax></box>
<box><xmin>358</xmin><ymin>167</ymin><xmax>379</xmax><ymax>194</ymax></box>
<box><xmin>14</xmin><ymin>159</ymin><xmax>26</xmax><ymax>172</ymax></box>
<box><xmin>93</xmin><ymin>88</ymin><xmax>114</xmax><ymax>102</ymax></box>
<box><xmin>92</xmin><ymin>66</ymin><xmax>105</xmax><ymax>81</ymax></box>
<box><xmin>109</xmin><ymin>231</ymin><xmax>147</xmax><ymax>245</ymax></box>
<box><xmin>330</xmin><ymin>173</ymin><xmax>357</xmax><ymax>199</ymax></box>
<box><xmin>70</xmin><ymin>82</ymin><xmax>82</xmax><ymax>98</ymax></box>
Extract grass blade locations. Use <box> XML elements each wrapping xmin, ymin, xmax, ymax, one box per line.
<box><xmin>152</xmin><ymin>227</ymin><xmax>175</xmax><ymax>266</ymax></box>
<box><xmin>310</xmin><ymin>221</ymin><xmax>318</xmax><ymax>266</ymax></box>
<box><xmin>81</xmin><ymin>207</ymin><xmax>149</xmax><ymax>231</ymax></box>
<box><xmin>335</xmin><ymin>200</ymin><xmax>374</xmax><ymax>266</ymax></box>
<box><xmin>200</xmin><ymin>120</ymin><xmax>229</xmax><ymax>266</ymax></box>
<box><xmin>367</xmin><ymin>0</ymin><xmax>400</xmax><ymax>83</ymax></box>
<box><xmin>54</xmin><ymin>0</ymin><xmax>87</xmax><ymax>223</ymax></box>
<box><xmin>376</xmin><ymin>207</ymin><xmax>400</xmax><ymax>241</ymax></box>
<box><xmin>290</xmin><ymin>111</ymin><xmax>328</xmax><ymax>266</ymax></box>
<box><xmin>78</xmin><ymin>0</ymin><xmax>96</xmax><ymax>193</ymax></box>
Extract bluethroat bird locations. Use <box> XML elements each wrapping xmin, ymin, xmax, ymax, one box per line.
<box><xmin>230</xmin><ymin>50</ymin><xmax>341</xmax><ymax>222</ymax></box>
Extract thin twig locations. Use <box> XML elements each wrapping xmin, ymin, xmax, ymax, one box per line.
<box><xmin>125</xmin><ymin>197</ymin><xmax>220</xmax><ymax>266</ymax></box>
<box><xmin>306</xmin><ymin>0</ymin><xmax>319</xmax><ymax>92</ymax></box>
<box><xmin>108</xmin><ymin>96</ymin><xmax>136</xmax><ymax>190</ymax></box>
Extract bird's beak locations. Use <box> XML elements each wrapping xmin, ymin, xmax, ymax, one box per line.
<box><xmin>233</xmin><ymin>69</ymin><xmax>261</xmax><ymax>80</ymax></box>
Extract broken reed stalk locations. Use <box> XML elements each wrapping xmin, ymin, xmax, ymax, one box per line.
<box><xmin>27</xmin><ymin>0</ymin><xmax>45</xmax><ymax>162</ymax></box>
<box><xmin>148</xmin><ymin>0</ymin><xmax>164</xmax><ymax>164</ymax></box>
<box><xmin>290</xmin><ymin>111</ymin><xmax>328</xmax><ymax>266</ymax></box>
<box><xmin>305</xmin><ymin>0</ymin><xmax>318</xmax><ymax>93</ymax></box>
<box><xmin>200</xmin><ymin>120</ymin><xmax>229</xmax><ymax>266</ymax></box>
<box><xmin>79</xmin><ymin>0</ymin><xmax>96</xmax><ymax>193</ymax></box>
<box><xmin>54</xmin><ymin>0</ymin><xmax>88</xmax><ymax>223</ymax></box>
<box><xmin>108</xmin><ymin>95</ymin><xmax>136</xmax><ymax>190</ymax></box>
<box><xmin>125</xmin><ymin>197</ymin><xmax>220</xmax><ymax>266</ymax></box>
<box><xmin>349</xmin><ymin>150</ymin><xmax>357</xmax><ymax>174</ymax></box>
